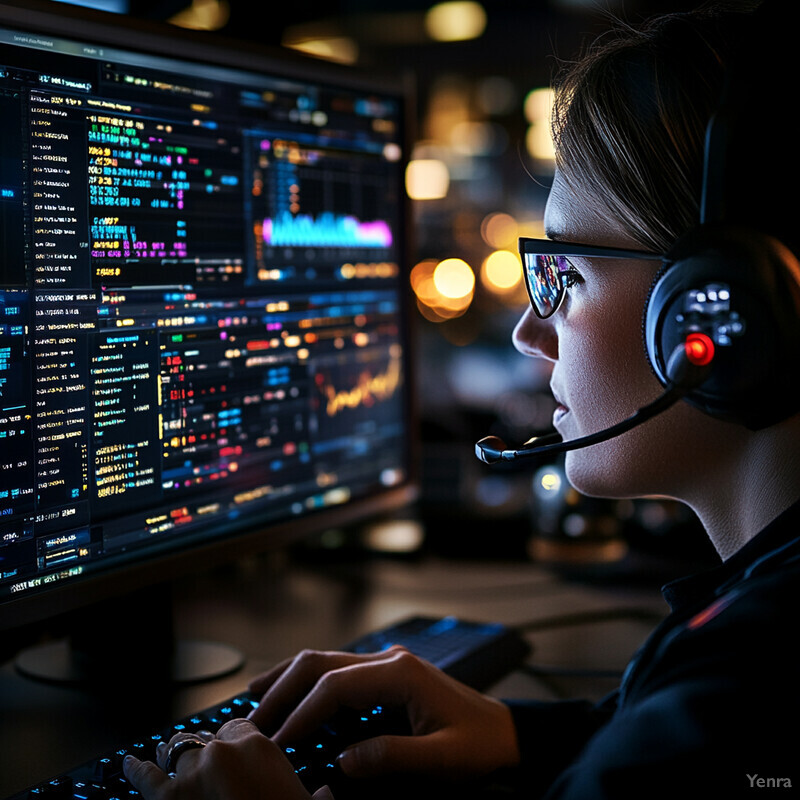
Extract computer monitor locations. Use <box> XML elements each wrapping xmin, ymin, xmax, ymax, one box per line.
<box><xmin>0</xmin><ymin>0</ymin><xmax>417</xmax><ymax>682</ymax></box>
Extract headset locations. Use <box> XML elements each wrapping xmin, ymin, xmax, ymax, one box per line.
<box><xmin>476</xmin><ymin>0</ymin><xmax>800</xmax><ymax>466</ymax></box>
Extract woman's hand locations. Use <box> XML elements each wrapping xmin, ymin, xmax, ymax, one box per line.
<box><xmin>122</xmin><ymin>718</ymin><xmax>331</xmax><ymax>799</ymax></box>
<box><xmin>247</xmin><ymin>645</ymin><xmax>521</xmax><ymax>782</ymax></box>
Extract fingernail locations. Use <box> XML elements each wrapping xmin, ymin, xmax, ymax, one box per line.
<box><xmin>336</xmin><ymin>749</ymin><xmax>353</xmax><ymax>774</ymax></box>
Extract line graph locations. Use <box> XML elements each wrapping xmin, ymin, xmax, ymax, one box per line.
<box><xmin>316</xmin><ymin>350</ymin><xmax>402</xmax><ymax>418</ymax></box>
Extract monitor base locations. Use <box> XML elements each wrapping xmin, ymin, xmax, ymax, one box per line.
<box><xmin>13</xmin><ymin>582</ymin><xmax>245</xmax><ymax>687</ymax></box>
<box><xmin>14</xmin><ymin>637</ymin><xmax>244</xmax><ymax>686</ymax></box>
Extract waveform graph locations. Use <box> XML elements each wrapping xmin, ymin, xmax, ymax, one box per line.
<box><xmin>310</xmin><ymin>344</ymin><xmax>405</xmax><ymax>464</ymax></box>
<box><xmin>248</xmin><ymin>132</ymin><xmax>401</xmax><ymax>286</ymax></box>
<box><xmin>263</xmin><ymin>211</ymin><xmax>393</xmax><ymax>249</ymax></box>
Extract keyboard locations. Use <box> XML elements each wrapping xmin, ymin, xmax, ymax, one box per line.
<box><xmin>8</xmin><ymin>615</ymin><xmax>531</xmax><ymax>799</ymax></box>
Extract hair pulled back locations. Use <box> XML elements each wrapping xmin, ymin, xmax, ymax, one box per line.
<box><xmin>551</xmin><ymin>5</ymin><xmax>753</xmax><ymax>252</ymax></box>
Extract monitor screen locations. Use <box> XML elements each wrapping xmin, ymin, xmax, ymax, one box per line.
<box><xmin>0</xmin><ymin>1</ymin><xmax>416</xmax><ymax>636</ymax></box>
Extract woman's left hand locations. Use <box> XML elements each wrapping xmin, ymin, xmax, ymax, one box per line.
<box><xmin>122</xmin><ymin>718</ymin><xmax>329</xmax><ymax>799</ymax></box>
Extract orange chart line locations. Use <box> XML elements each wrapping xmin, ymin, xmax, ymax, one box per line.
<box><xmin>322</xmin><ymin>355</ymin><xmax>402</xmax><ymax>417</ymax></box>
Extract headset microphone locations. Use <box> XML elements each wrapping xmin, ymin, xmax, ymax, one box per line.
<box><xmin>475</xmin><ymin>334</ymin><xmax>714</xmax><ymax>465</ymax></box>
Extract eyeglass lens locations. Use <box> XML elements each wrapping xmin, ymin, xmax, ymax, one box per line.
<box><xmin>524</xmin><ymin>253</ymin><xmax>569</xmax><ymax>318</ymax></box>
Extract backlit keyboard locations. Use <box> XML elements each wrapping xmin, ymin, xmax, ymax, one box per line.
<box><xmin>8</xmin><ymin>616</ymin><xmax>530</xmax><ymax>799</ymax></box>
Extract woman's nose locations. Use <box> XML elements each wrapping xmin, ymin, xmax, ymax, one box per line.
<box><xmin>512</xmin><ymin>306</ymin><xmax>558</xmax><ymax>362</ymax></box>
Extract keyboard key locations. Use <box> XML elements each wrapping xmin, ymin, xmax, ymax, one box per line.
<box><xmin>71</xmin><ymin>781</ymin><xmax>106</xmax><ymax>800</ymax></box>
<box><xmin>27</xmin><ymin>776</ymin><xmax>72</xmax><ymax>797</ymax></box>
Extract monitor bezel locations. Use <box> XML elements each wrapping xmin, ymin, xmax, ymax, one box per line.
<box><xmin>0</xmin><ymin>0</ymin><xmax>420</xmax><ymax>634</ymax></box>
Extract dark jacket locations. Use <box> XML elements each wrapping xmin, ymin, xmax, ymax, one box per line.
<box><xmin>505</xmin><ymin>499</ymin><xmax>800</xmax><ymax>799</ymax></box>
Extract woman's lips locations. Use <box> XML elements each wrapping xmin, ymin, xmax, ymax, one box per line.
<box><xmin>551</xmin><ymin>386</ymin><xmax>569</xmax><ymax>426</ymax></box>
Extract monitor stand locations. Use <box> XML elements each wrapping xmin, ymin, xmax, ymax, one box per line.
<box><xmin>14</xmin><ymin>582</ymin><xmax>244</xmax><ymax>687</ymax></box>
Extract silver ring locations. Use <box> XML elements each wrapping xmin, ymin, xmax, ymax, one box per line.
<box><xmin>164</xmin><ymin>737</ymin><xmax>208</xmax><ymax>774</ymax></box>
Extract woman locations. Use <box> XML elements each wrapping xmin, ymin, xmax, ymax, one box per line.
<box><xmin>124</xmin><ymin>3</ymin><xmax>800</xmax><ymax>797</ymax></box>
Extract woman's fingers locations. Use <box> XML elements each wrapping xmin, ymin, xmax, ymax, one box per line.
<box><xmin>155</xmin><ymin>730</ymin><xmax>214</xmax><ymax>772</ymax></box>
<box><xmin>123</xmin><ymin>756</ymin><xmax>170</xmax><ymax>798</ymax></box>
<box><xmin>336</xmin><ymin>728</ymin><xmax>480</xmax><ymax>779</ymax></box>
<box><xmin>215</xmin><ymin>717</ymin><xmax>263</xmax><ymax>741</ymax></box>
<box><xmin>270</xmin><ymin>647</ymin><xmax>415</xmax><ymax>745</ymax></box>
<box><xmin>247</xmin><ymin>646</ymin><xmax>406</xmax><ymax>733</ymax></box>
<box><xmin>247</xmin><ymin>643</ymin><xmax>521</xmax><ymax>783</ymax></box>
<box><xmin>247</xmin><ymin>656</ymin><xmax>294</xmax><ymax>695</ymax></box>
<box><xmin>124</xmin><ymin>718</ymin><xmax>312</xmax><ymax>800</ymax></box>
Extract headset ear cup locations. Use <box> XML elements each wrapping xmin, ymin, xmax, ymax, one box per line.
<box><xmin>644</xmin><ymin>225</ymin><xmax>800</xmax><ymax>429</ymax></box>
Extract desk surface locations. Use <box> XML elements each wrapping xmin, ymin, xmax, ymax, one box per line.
<box><xmin>0</xmin><ymin>550</ymin><xmax>670</xmax><ymax>798</ymax></box>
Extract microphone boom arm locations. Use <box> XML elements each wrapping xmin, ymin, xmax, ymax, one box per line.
<box><xmin>475</xmin><ymin>384</ymin><xmax>687</xmax><ymax>464</ymax></box>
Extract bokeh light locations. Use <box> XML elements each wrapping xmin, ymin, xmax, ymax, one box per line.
<box><xmin>480</xmin><ymin>211</ymin><xmax>518</xmax><ymax>249</ymax></box>
<box><xmin>282</xmin><ymin>35</ymin><xmax>359</xmax><ymax>64</ymax></box>
<box><xmin>169</xmin><ymin>0</ymin><xmax>229</xmax><ymax>30</ymax></box>
<box><xmin>481</xmin><ymin>249</ymin><xmax>522</xmax><ymax>293</ymax></box>
<box><xmin>523</xmin><ymin>87</ymin><xmax>555</xmax><ymax>162</ymax></box>
<box><xmin>433</xmin><ymin>257</ymin><xmax>475</xmax><ymax>299</ymax></box>
<box><xmin>405</xmin><ymin>158</ymin><xmax>450</xmax><ymax>200</ymax></box>
<box><xmin>425</xmin><ymin>2</ymin><xmax>487</xmax><ymax>42</ymax></box>
<box><xmin>410</xmin><ymin>258</ymin><xmax>476</xmax><ymax>321</ymax></box>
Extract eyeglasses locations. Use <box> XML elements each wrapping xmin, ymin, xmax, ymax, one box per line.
<box><xmin>519</xmin><ymin>237</ymin><xmax>664</xmax><ymax>319</ymax></box>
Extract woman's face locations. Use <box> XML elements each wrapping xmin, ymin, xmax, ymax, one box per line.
<box><xmin>513</xmin><ymin>172</ymin><xmax>740</xmax><ymax>500</ymax></box>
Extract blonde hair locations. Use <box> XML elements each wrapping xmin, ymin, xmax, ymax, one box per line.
<box><xmin>551</xmin><ymin>7</ymin><xmax>749</xmax><ymax>252</ymax></box>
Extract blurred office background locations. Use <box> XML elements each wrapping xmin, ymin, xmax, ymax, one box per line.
<box><xmin>55</xmin><ymin>0</ymin><xmax>718</xmax><ymax>577</ymax></box>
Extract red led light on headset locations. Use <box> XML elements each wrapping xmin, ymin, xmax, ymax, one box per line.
<box><xmin>684</xmin><ymin>332</ymin><xmax>715</xmax><ymax>366</ymax></box>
